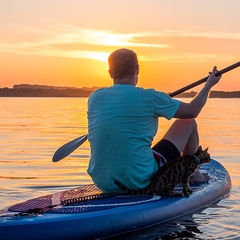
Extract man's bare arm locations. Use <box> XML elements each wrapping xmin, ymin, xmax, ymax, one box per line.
<box><xmin>174</xmin><ymin>66</ymin><xmax>222</xmax><ymax>119</ymax></box>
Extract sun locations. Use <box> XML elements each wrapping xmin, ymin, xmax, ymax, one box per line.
<box><xmin>69</xmin><ymin>50</ymin><xmax>108</xmax><ymax>63</ymax></box>
<box><xmin>86</xmin><ymin>51</ymin><xmax>109</xmax><ymax>62</ymax></box>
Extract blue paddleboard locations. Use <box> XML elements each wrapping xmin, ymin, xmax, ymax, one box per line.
<box><xmin>0</xmin><ymin>159</ymin><xmax>231</xmax><ymax>240</ymax></box>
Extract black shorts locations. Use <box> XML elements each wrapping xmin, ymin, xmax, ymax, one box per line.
<box><xmin>152</xmin><ymin>139</ymin><xmax>180</xmax><ymax>165</ymax></box>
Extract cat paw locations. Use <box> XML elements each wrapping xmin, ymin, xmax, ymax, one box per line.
<box><xmin>184</xmin><ymin>192</ymin><xmax>191</xmax><ymax>197</ymax></box>
<box><xmin>183</xmin><ymin>190</ymin><xmax>192</xmax><ymax>197</ymax></box>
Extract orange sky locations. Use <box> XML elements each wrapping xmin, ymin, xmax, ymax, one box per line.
<box><xmin>0</xmin><ymin>1</ymin><xmax>239</xmax><ymax>92</ymax></box>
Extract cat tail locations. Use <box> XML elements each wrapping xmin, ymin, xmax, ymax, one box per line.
<box><xmin>114</xmin><ymin>181</ymin><xmax>145</xmax><ymax>195</ymax></box>
<box><xmin>114</xmin><ymin>181</ymin><xmax>129</xmax><ymax>193</ymax></box>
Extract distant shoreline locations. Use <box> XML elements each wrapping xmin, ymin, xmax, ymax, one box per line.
<box><xmin>176</xmin><ymin>91</ymin><xmax>240</xmax><ymax>98</ymax></box>
<box><xmin>1</xmin><ymin>84</ymin><xmax>240</xmax><ymax>98</ymax></box>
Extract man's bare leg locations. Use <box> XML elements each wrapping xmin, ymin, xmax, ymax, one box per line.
<box><xmin>162</xmin><ymin>118</ymin><xmax>210</xmax><ymax>182</ymax></box>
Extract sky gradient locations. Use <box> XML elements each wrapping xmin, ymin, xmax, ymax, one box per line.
<box><xmin>0</xmin><ymin>0</ymin><xmax>239</xmax><ymax>92</ymax></box>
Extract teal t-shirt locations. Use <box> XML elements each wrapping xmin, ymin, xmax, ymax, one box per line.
<box><xmin>87</xmin><ymin>84</ymin><xmax>180</xmax><ymax>192</ymax></box>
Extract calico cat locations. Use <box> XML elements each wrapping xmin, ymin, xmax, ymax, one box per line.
<box><xmin>114</xmin><ymin>146</ymin><xmax>210</xmax><ymax>197</ymax></box>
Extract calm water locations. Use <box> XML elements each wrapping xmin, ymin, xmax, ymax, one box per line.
<box><xmin>0</xmin><ymin>97</ymin><xmax>240</xmax><ymax>239</ymax></box>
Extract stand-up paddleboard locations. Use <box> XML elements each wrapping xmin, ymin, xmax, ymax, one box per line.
<box><xmin>0</xmin><ymin>159</ymin><xmax>231</xmax><ymax>240</ymax></box>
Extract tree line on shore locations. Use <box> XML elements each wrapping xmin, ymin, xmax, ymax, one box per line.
<box><xmin>0</xmin><ymin>84</ymin><xmax>240</xmax><ymax>98</ymax></box>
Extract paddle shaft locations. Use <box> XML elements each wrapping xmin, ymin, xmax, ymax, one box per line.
<box><xmin>169</xmin><ymin>61</ymin><xmax>240</xmax><ymax>97</ymax></box>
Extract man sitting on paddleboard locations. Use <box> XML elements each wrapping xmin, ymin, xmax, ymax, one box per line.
<box><xmin>87</xmin><ymin>48</ymin><xmax>221</xmax><ymax>193</ymax></box>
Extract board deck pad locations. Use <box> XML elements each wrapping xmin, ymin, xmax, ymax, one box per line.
<box><xmin>8</xmin><ymin>183</ymin><xmax>204</xmax><ymax>214</ymax></box>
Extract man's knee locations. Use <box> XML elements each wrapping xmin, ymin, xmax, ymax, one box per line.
<box><xmin>186</xmin><ymin>118</ymin><xmax>197</xmax><ymax>128</ymax></box>
<box><xmin>175</xmin><ymin>118</ymin><xmax>197</xmax><ymax>129</ymax></box>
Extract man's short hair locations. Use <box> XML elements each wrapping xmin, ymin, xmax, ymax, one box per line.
<box><xmin>108</xmin><ymin>48</ymin><xmax>138</xmax><ymax>79</ymax></box>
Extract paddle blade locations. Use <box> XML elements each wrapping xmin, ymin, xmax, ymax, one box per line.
<box><xmin>52</xmin><ymin>134</ymin><xmax>88</xmax><ymax>162</ymax></box>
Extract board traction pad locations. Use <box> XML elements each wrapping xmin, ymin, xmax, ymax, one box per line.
<box><xmin>8</xmin><ymin>183</ymin><xmax>204</xmax><ymax>214</ymax></box>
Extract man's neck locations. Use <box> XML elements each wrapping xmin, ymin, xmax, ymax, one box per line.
<box><xmin>113</xmin><ymin>76</ymin><xmax>137</xmax><ymax>86</ymax></box>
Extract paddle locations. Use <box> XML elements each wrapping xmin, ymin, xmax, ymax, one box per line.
<box><xmin>169</xmin><ymin>61</ymin><xmax>240</xmax><ymax>97</ymax></box>
<box><xmin>52</xmin><ymin>61</ymin><xmax>240</xmax><ymax>162</ymax></box>
<box><xmin>52</xmin><ymin>134</ymin><xmax>88</xmax><ymax>162</ymax></box>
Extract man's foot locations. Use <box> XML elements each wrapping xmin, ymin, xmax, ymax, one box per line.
<box><xmin>189</xmin><ymin>169</ymin><xmax>210</xmax><ymax>183</ymax></box>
